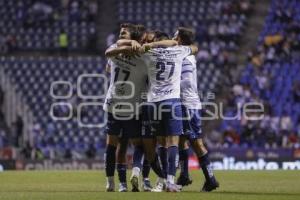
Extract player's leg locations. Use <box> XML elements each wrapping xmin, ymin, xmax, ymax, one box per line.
<box><xmin>165</xmin><ymin>99</ymin><xmax>183</xmax><ymax>192</ymax></box>
<box><xmin>131</xmin><ymin>138</ymin><xmax>166</xmax><ymax>192</ymax></box>
<box><xmin>104</xmin><ymin>113</ymin><xmax>121</xmax><ymax>192</ymax></box>
<box><xmin>143</xmin><ymin>137</ymin><xmax>167</xmax><ymax>192</ymax></box>
<box><xmin>157</xmin><ymin>136</ymin><xmax>168</xmax><ymax>179</ymax></box>
<box><xmin>177</xmin><ymin>105</ymin><xmax>193</xmax><ymax>186</ymax></box>
<box><xmin>190</xmin><ymin>138</ymin><xmax>219</xmax><ymax>192</ymax></box>
<box><xmin>177</xmin><ymin>137</ymin><xmax>193</xmax><ymax>186</ymax></box>
<box><xmin>142</xmin><ymin>159</ymin><xmax>152</xmax><ymax>191</ymax></box>
<box><xmin>116</xmin><ymin>137</ymin><xmax>128</xmax><ymax>192</ymax></box>
<box><xmin>105</xmin><ymin>135</ymin><xmax>118</xmax><ymax>192</ymax></box>
<box><xmin>166</xmin><ymin>136</ymin><xmax>179</xmax><ymax>186</ymax></box>
<box><xmin>188</xmin><ymin>109</ymin><xmax>219</xmax><ymax>192</ymax></box>
<box><xmin>124</xmin><ymin>115</ymin><xmax>144</xmax><ymax>192</ymax></box>
<box><xmin>131</xmin><ymin>138</ymin><xmax>144</xmax><ymax>175</ymax></box>
<box><xmin>145</xmin><ymin>103</ymin><xmax>167</xmax><ymax>180</ymax></box>
<box><xmin>130</xmin><ymin>137</ymin><xmax>143</xmax><ymax>192</ymax></box>
<box><xmin>140</xmin><ymin>108</ymin><xmax>153</xmax><ymax>191</ymax></box>
<box><xmin>144</xmin><ymin>104</ymin><xmax>167</xmax><ymax>192</ymax></box>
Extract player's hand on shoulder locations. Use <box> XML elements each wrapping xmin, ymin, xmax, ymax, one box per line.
<box><xmin>131</xmin><ymin>40</ymin><xmax>141</xmax><ymax>51</ymax></box>
<box><xmin>122</xmin><ymin>47</ymin><xmax>140</xmax><ymax>58</ymax></box>
<box><xmin>190</xmin><ymin>43</ymin><xmax>199</xmax><ymax>55</ymax></box>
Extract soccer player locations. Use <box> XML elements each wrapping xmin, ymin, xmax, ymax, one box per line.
<box><xmin>173</xmin><ymin>27</ymin><xmax>219</xmax><ymax>192</ymax></box>
<box><xmin>105</xmin><ymin>25</ymin><xmax>172</xmax><ymax>192</ymax></box>
<box><xmin>115</xmin><ymin>27</ymin><xmax>153</xmax><ymax>192</ymax></box>
<box><xmin>114</xmin><ymin>25</ymin><xmax>151</xmax><ymax>192</ymax></box>
<box><xmin>104</xmin><ymin>23</ymin><xmax>147</xmax><ymax>192</ymax></box>
<box><xmin>139</xmin><ymin>31</ymin><xmax>156</xmax><ymax>192</ymax></box>
<box><xmin>116</xmin><ymin>29</ymin><xmax>178</xmax><ymax>192</ymax></box>
<box><xmin>140</xmin><ymin>31</ymin><xmax>198</xmax><ymax>192</ymax></box>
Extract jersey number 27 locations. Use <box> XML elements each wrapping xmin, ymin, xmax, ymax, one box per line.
<box><xmin>156</xmin><ymin>61</ymin><xmax>175</xmax><ymax>81</ymax></box>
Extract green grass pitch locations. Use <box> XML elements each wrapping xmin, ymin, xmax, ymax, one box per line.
<box><xmin>0</xmin><ymin>170</ymin><xmax>300</xmax><ymax>200</ymax></box>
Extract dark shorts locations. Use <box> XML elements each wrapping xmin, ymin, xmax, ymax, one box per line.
<box><xmin>148</xmin><ymin>98</ymin><xmax>183</xmax><ymax>136</ymax></box>
<box><xmin>182</xmin><ymin>106</ymin><xmax>203</xmax><ymax>140</ymax></box>
<box><xmin>104</xmin><ymin>112</ymin><xmax>142</xmax><ymax>139</ymax></box>
<box><xmin>141</xmin><ymin>104</ymin><xmax>154</xmax><ymax>138</ymax></box>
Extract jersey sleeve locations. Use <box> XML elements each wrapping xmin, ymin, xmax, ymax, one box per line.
<box><xmin>107</xmin><ymin>58</ymin><xmax>113</xmax><ymax>66</ymax></box>
<box><xmin>106</xmin><ymin>43</ymin><xmax>117</xmax><ymax>51</ymax></box>
<box><xmin>182</xmin><ymin>58</ymin><xmax>193</xmax><ymax>72</ymax></box>
<box><xmin>105</xmin><ymin>59</ymin><xmax>113</xmax><ymax>73</ymax></box>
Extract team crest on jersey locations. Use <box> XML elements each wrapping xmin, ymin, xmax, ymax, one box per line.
<box><xmin>158</xmin><ymin>50</ymin><xmax>170</xmax><ymax>54</ymax></box>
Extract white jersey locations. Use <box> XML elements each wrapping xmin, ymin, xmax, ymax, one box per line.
<box><xmin>104</xmin><ymin>44</ymin><xmax>147</xmax><ymax>116</ymax></box>
<box><xmin>143</xmin><ymin>46</ymin><xmax>192</xmax><ymax>102</ymax></box>
<box><xmin>180</xmin><ymin>55</ymin><xmax>202</xmax><ymax>109</ymax></box>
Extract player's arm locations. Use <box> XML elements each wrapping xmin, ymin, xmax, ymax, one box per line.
<box><xmin>189</xmin><ymin>44</ymin><xmax>198</xmax><ymax>55</ymax></box>
<box><xmin>116</xmin><ymin>39</ymin><xmax>141</xmax><ymax>51</ymax></box>
<box><xmin>141</xmin><ymin>40</ymin><xmax>178</xmax><ymax>52</ymax></box>
<box><xmin>150</xmin><ymin>40</ymin><xmax>178</xmax><ymax>48</ymax></box>
<box><xmin>116</xmin><ymin>39</ymin><xmax>133</xmax><ymax>46</ymax></box>
<box><xmin>105</xmin><ymin>46</ymin><xmax>134</xmax><ymax>57</ymax></box>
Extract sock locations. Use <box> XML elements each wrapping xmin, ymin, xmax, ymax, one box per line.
<box><xmin>199</xmin><ymin>153</ymin><xmax>215</xmax><ymax>182</ymax></box>
<box><xmin>167</xmin><ymin>146</ymin><xmax>179</xmax><ymax>176</ymax></box>
<box><xmin>117</xmin><ymin>163</ymin><xmax>127</xmax><ymax>183</ymax></box>
<box><xmin>150</xmin><ymin>154</ymin><xmax>166</xmax><ymax>178</ymax></box>
<box><xmin>133</xmin><ymin>145</ymin><xmax>144</xmax><ymax>169</ymax></box>
<box><xmin>132</xmin><ymin>167</ymin><xmax>140</xmax><ymax>177</ymax></box>
<box><xmin>105</xmin><ymin>145</ymin><xmax>116</xmax><ymax>177</ymax></box>
<box><xmin>167</xmin><ymin>175</ymin><xmax>175</xmax><ymax>184</ymax></box>
<box><xmin>158</xmin><ymin>146</ymin><xmax>168</xmax><ymax>177</ymax></box>
<box><xmin>142</xmin><ymin>159</ymin><xmax>151</xmax><ymax>179</ymax></box>
<box><xmin>106</xmin><ymin>176</ymin><xmax>114</xmax><ymax>184</ymax></box>
<box><xmin>106</xmin><ymin>176</ymin><xmax>115</xmax><ymax>188</ymax></box>
<box><xmin>179</xmin><ymin>149</ymin><xmax>189</xmax><ymax>178</ymax></box>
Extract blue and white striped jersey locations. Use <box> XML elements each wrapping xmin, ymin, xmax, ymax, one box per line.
<box><xmin>180</xmin><ymin>55</ymin><xmax>202</xmax><ymax>109</ymax></box>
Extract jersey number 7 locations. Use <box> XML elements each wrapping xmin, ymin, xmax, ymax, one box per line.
<box><xmin>114</xmin><ymin>67</ymin><xmax>130</xmax><ymax>84</ymax></box>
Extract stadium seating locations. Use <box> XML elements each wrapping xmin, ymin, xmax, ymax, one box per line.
<box><xmin>0</xmin><ymin>0</ymin><xmax>254</xmax><ymax>159</ymax></box>
<box><xmin>0</xmin><ymin>0</ymin><xmax>97</xmax><ymax>51</ymax></box>
<box><xmin>117</xmin><ymin>0</ymin><xmax>252</xmax><ymax>93</ymax></box>
<box><xmin>0</xmin><ymin>56</ymin><xmax>107</xmax><ymax>158</ymax></box>
<box><xmin>118</xmin><ymin>0</ymin><xmax>247</xmax><ymax>45</ymax></box>
<box><xmin>3</xmin><ymin>0</ymin><xmax>299</xmax><ymax>159</ymax></box>
<box><xmin>217</xmin><ymin>0</ymin><xmax>300</xmax><ymax>149</ymax></box>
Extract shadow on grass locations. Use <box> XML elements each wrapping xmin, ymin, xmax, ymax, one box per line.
<box><xmin>183</xmin><ymin>190</ymin><xmax>300</xmax><ymax>196</ymax></box>
<box><xmin>2</xmin><ymin>190</ymin><xmax>101</xmax><ymax>193</ymax></box>
<box><xmin>2</xmin><ymin>190</ymin><xmax>300</xmax><ymax>196</ymax></box>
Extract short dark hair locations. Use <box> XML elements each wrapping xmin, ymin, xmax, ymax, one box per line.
<box><xmin>135</xmin><ymin>24</ymin><xmax>146</xmax><ymax>33</ymax></box>
<box><xmin>132</xmin><ymin>24</ymin><xmax>146</xmax><ymax>41</ymax></box>
<box><xmin>154</xmin><ymin>30</ymin><xmax>169</xmax><ymax>41</ymax></box>
<box><xmin>177</xmin><ymin>27</ymin><xmax>195</xmax><ymax>45</ymax></box>
<box><xmin>120</xmin><ymin>23</ymin><xmax>145</xmax><ymax>41</ymax></box>
<box><xmin>120</xmin><ymin>23</ymin><xmax>135</xmax><ymax>29</ymax></box>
